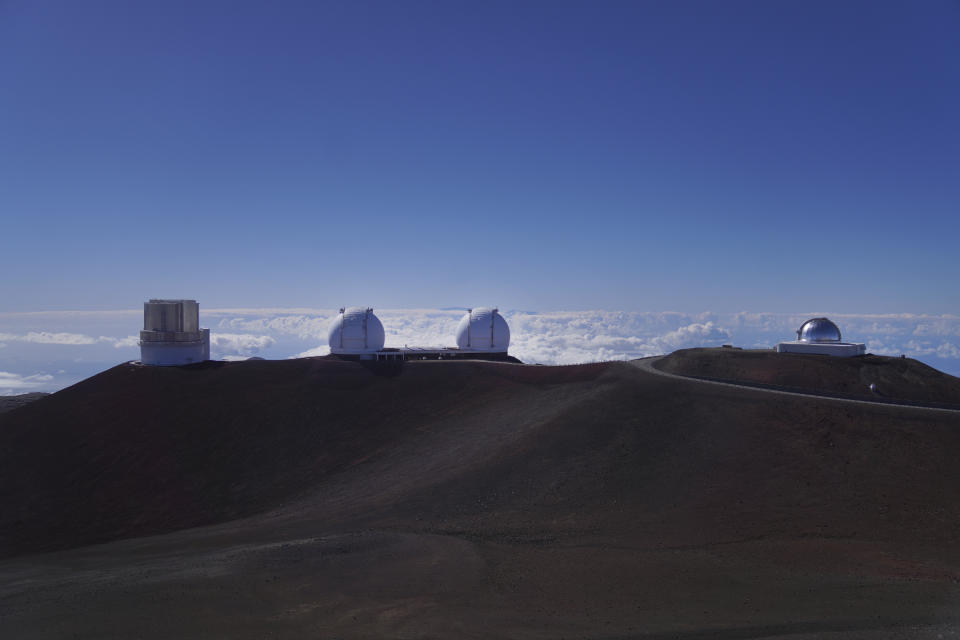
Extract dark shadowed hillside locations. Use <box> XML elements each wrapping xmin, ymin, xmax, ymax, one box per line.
<box><xmin>0</xmin><ymin>392</ymin><xmax>47</xmax><ymax>414</ymax></box>
<box><xmin>0</xmin><ymin>357</ymin><xmax>609</xmax><ymax>556</ymax></box>
<box><xmin>2</xmin><ymin>355</ymin><xmax>960</xmax><ymax>638</ymax></box>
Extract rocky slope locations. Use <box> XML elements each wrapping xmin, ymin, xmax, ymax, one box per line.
<box><xmin>2</xmin><ymin>355</ymin><xmax>960</xmax><ymax>638</ymax></box>
<box><xmin>658</xmin><ymin>347</ymin><xmax>960</xmax><ymax>406</ymax></box>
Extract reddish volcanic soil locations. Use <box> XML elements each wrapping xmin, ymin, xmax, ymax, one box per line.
<box><xmin>659</xmin><ymin>348</ymin><xmax>960</xmax><ymax>406</ymax></box>
<box><xmin>2</xmin><ymin>355</ymin><xmax>960</xmax><ymax>638</ymax></box>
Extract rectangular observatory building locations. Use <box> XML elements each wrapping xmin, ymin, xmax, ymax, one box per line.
<box><xmin>775</xmin><ymin>317</ymin><xmax>865</xmax><ymax>357</ymax></box>
<box><xmin>139</xmin><ymin>299</ymin><xmax>210</xmax><ymax>366</ymax></box>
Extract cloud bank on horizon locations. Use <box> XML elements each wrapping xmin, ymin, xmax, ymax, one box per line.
<box><xmin>1</xmin><ymin>308</ymin><xmax>959</xmax><ymax>394</ymax></box>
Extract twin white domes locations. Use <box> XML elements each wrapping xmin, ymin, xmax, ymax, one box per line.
<box><xmin>328</xmin><ymin>307</ymin><xmax>509</xmax><ymax>355</ymax></box>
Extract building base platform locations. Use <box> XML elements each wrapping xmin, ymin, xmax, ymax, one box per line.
<box><xmin>775</xmin><ymin>341</ymin><xmax>866</xmax><ymax>357</ymax></box>
<box><xmin>334</xmin><ymin>348</ymin><xmax>520</xmax><ymax>363</ymax></box>
<box><xmin>140</xmin><ymin>329</ymin><xmax>211</xmax><ymax>366</ymax></box>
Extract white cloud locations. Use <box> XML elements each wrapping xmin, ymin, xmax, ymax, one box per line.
<box><xmin>209</xmin><ymin>333</ymin><xmax>275</xmax><ymax>357</ymax></box>
<box><xmin>215</xmin><ymin>314</ymin><xmax>334</xmax><ymax>340</ymax></box>
<box><xmin>649</xmin><ymin>321</ymin><xmax>732</xmax><ymax>352</ymax></box>
<box><xmin>501</xmin><ymin>315</ymin><xmax>732</xmax><ymax>364</ymax></box>
<box><xmin>20</xmin><ymin>332</ymin><xmax>100</xmax><ymax>345</ymax></box>
<box><xmin>378</xmin><ymin>309</ymin><xmax>464</xmax><ymax>348</ymax></box>
<box><xmin>0</xmin><ymin>371</ymin><xmax>55</xmax><ymax>395</ymax></box>
<box><xmin>900</xmin><ymin>339</ymin><xmax>960</xmax><ymax>360</ymax></box>
<box><xmin>291</xmin><ymin>346</ymin><xmax>330</xmax><ymax>358</ymax></box>
<box><xmin>0</xmin><ymin>331</ymin><xmax>135</xmax><ymax>346</ymax></box>
<box><xmin>0</xmin><ymin>331</ymin><xmax>144</xmax><ymax>349</ymax></box>
<box><xmin>937</xmin><ymin>343</ymin><xmax>960</xmax><ymax>359</ymax></box>
<box><xmin>913</xmin><ymin>319</ymin><xmax>960</xmax><ymax>338</ymax></box>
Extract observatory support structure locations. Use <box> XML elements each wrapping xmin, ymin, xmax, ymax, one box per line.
<box><xmin>776</xmin><ymin>342</ymin><xmax>866</xmax><ymax>356</ymax></box>
<box><xmin>139</xmin><ymin>299</ymin><xmax>211</xmax><ymax>366</ymax></box>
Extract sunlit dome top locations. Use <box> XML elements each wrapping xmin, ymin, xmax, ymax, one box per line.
<box><xmin>328</xmin><ymin>307</ymin><xmax>385</xmax><ymax>354</ymax></box>
<box><xmin>455</xmin><ymin>307</ymin><xmax>510</xmax><ymax>352</ymax></box>
<box><xmin>796</xmin><ymin>317</ymin><xmax>842</xmax><ymax>343</ymax></box>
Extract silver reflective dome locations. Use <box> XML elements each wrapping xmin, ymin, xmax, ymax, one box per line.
<box><xmin>796</xmin><ymin>317</ymin><xmax>842</xmax><ymax>343</ymax></box>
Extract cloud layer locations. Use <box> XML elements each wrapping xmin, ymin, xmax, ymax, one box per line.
<box><xmin>209</xmin><ymin>333</ymin><xmax>275</xmax><ymax>357</ymax></box>
<box><xmin>207</xmin><ymin>308</ymin><xmax>960</xmax><ymax>368</ymax></box>
<box><xmin>0</xmin><ymin>371</ymin><xmax>55</xmax><ymax>395</ymax></box>
<box><xmin>2</xmin><ymin>308</ymin><xmax>960</xmax><ymax>394</ymax></box>
<box><xmin>0</xmin><ymin>331</ymin><xmax>136</xmax><ymax>348</ymax></box>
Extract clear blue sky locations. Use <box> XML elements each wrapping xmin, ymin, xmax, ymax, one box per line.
<box><xmin>1</xmin><ymin>1</ymin><xmax>957</xmax><ymax>314</ymax></box>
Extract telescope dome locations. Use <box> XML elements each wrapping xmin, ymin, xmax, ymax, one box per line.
<box><xmin>455</xmin><ymin>308</ymin><xmax>510</xmax><ymax>352</ymax></box>
<box><xmin>328</xmin><ymin>307</ymin><xmax>385</xmax><ymax>354</ymax></box>
<box><xmin>796</xmin><ymin>317</ymin><xmax>842</xmax><ymax>343</ymax></box>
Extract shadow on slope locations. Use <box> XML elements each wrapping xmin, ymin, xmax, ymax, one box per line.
<box><xmin>5</xmin><ymin>357</ymin><xmax>960</xmax><ymax>636</ymax></box>
<box><xmin>0</xmin><ymin>358</ymin><xmax>608</xmax><ymax>557</ymax></box>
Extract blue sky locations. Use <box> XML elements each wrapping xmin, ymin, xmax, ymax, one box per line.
<box><xmin>1</xmin><ymin>1</ymin><xmax>958</xmax><ymax>315</ymax></box>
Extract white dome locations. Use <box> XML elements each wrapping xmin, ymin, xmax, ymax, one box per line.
<box><xmin>328</xmin><ymin>307</ymin><xmax>385</xmax><ymax>354</ymax></box>
<box><xmin>455</xmin><ymin>308</ymin><xmax>510</xmax><ymax>352</ymax></box>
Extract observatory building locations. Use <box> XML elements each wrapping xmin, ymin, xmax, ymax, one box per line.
<box><xmin>139</xmin><ymin>299</ymin><xmax>211</xmax><ymax>366</ymax></box>
<box><xmin>455</xmin><ymin>307</ymin><xmax>510</xmax><ymax>352</ymax></box>
<box><xmin>328</xmin><ymin>307</ymin><xmax>386</xmax><ymax>356</ymax></box>
<box><xmin>775</xmin><ymin>317</ymin><xmax>865</xmax><ymax>357</ymax></box>
<box><xmin>326</xmin><ymin>307</ymin><xmax>513</xmax><ymax>361</ymax></box>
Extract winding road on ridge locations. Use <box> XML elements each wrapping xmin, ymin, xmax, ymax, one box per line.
<box><xmin>632</xmin><ymin>356</ymin><xmax>960</xmax><ymax>415</ymax></box>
